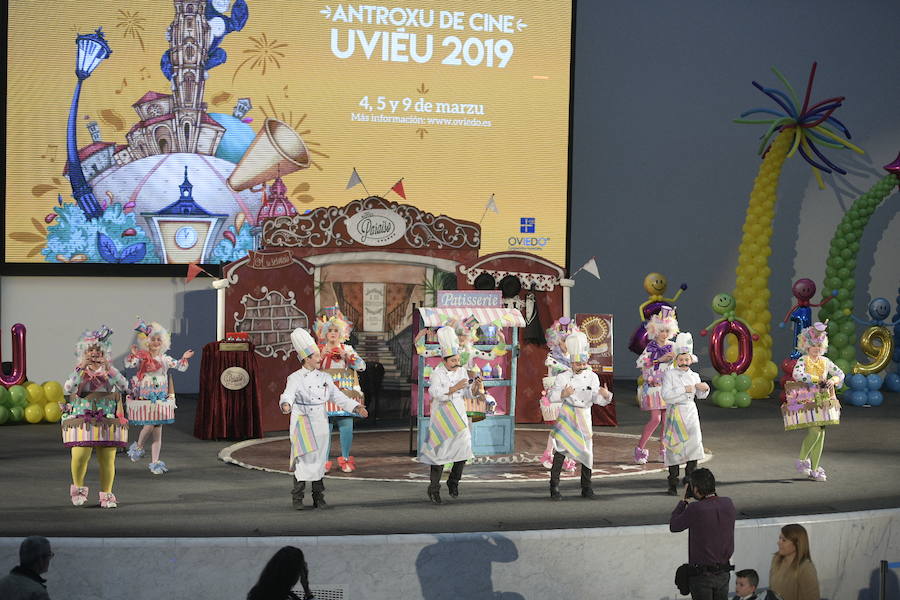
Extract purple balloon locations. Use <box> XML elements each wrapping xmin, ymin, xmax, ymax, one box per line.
<box><xmin>709</xmin><ymin>320</ymin><xmax>753</xmax><ymax>375</ymax></box>
<box><xmin>0</xmin><ymin>324</ymin><xmax>27</xmax><ymax>387</ymax></box>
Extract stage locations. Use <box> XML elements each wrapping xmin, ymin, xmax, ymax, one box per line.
<box><xmin>2</xmin><ymin>380</ymin><xmax>899</xmax><ymax>538</ymax></box>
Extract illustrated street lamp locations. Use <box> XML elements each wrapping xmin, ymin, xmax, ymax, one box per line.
<box><xmin>66</xmin><ymin>27</ymin><xmax>112</xmax><ymax>220</ymax></box>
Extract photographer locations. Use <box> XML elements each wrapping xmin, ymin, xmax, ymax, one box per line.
<box><xmin>669</xmin><ymin>468</ymin><xmax>736</xmax><ymax>600</ymax></box>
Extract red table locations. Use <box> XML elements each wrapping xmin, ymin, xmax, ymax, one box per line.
<box><xmin>194</xmin><ymin>341</ymin><xmax>262</xmax><ymax>440</ymax></box>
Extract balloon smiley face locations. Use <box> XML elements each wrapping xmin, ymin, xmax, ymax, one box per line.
<box><xmin>712</xmin><ymin>293</ymin><xmax>736</xmax><ymax>316</ymax></box>
<box><xmin>868</xmin><ymin>297</ymin><xmax>891</xmax><ymax>322</ymax></box>
<box><xmin>643</xmin><ymin>272</ymin><xmax>668</xmax><ymax>296</ymax></box>
<box><xmin>792</xmin><ymin>278</ymin><xmax>817</xmax><ymax>302</ymax></box>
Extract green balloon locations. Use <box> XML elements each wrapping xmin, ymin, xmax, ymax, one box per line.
<box><xmin>0</xmin><ymin>405</ymin><xmax>9</xmax><ymax>425</ymax></box>
<box><xmin>841</xmin><ymin>320</ymin><xmax>856</xmax><ymax>336</ymax></box>
<box><xmin>840</xmin><ymin>346</ymin><xmax>856</xmax><ymax>361</ymax></box>
<box><xmin>734</xmin><ymin>391</ymin><xmax>752</xmax><ymax>408</ymax></box>
<box><xmin>830</xmin><ymin>333</ymin><xmax>849</xmax><ymax>348</ymax></box>
<box><xmin>716</xmin><ymin>374</ymin><xmax>736</xmax><ymax>392</ymax></box>
<box><xmin>715</xmin><ymin>391</ymin><xmax>736</xmax><ymax>408</ymax></box>
<box><xmin>837</xmin><ymin>267</ymin><xmax>851</xmax><ymax>279</ymax></box>
<box><xmin>734</xmin><ymin>374</ymin><xmax>752</xmax><ymax>392</ymax></box>
<box><xmin>9</xmin><ymin>406</ymin><xmax>24</xmax><ymax>422</ymax></box>
<box><xmin>0</xmin><ymin>387</ymin><xmax>10</xmax><ymax>408</ymax></box>
<box><xmin>9</xmin><ymin>385</ymin><xmax>27</xmax><ymax>406</ymax></box>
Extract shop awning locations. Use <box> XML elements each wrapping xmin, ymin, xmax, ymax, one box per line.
<box><xmin>416</xmin><ymin>306</ymin><xmax>526</xmax><ymax>328</ymax></box>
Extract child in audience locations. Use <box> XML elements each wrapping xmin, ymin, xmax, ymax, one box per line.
<box><xmin>735</xmin><ymin>569</ymin><xmax>781</xmax><ymax>600</ymax></box>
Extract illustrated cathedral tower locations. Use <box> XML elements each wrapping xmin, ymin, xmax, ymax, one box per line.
<box><xmin>169</xmin><ymin>0</ymin><xmax>209</xmax><ymax>153</ymax></box>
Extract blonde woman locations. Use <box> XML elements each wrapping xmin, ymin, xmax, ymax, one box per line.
<box><xmin>768</xmin><ymin>524</ymin><xmax>820</xmax><ymax>600</ymax></box>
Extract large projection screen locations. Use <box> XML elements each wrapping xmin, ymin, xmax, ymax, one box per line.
<box><xmin>5</xmin><ymin>1</ymin><xmax>573</xmax><ymax>269</ymax></box>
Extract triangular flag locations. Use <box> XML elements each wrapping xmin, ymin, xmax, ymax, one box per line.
<box><xmin>391</xmin><ymin>179</ymin><xmax>407</xmax><ymax>200</ymax></box>
<box><xmin>346</xmin><ymin>168</ymin><xmax>362</xmax><ymax>190</ymax></box>
<box><xmin>186</xmin><ymin>262</ymin><xmax>203</xmax><ymax>284</ymax></box>
<box><xmin>576</xmin><ymin>257</ymin><xmax>601</xmax><ymax>280</ymax></box>
<box><xmin>486</xmin><ymin>194</ymin><xmax>499</xmax><ymax>213</ymax></box>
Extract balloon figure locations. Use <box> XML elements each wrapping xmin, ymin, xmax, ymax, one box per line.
<box><xmin>817</xmin><ymin>153</ymin><xmax>900</xmax><ymax>377</ymax></box>
<box><xmin>701</xmin><ymin>294</ymin><xmax>759</xmax><ymax>408</ymax></box>
<box><xmin>627</xmin><ymin>272</ymin><xmax>687</xmax><ymax>355</ymax></box>
<box><xmin>0</xmin><ymin>324</ymin><xmax>27</xmax><ymax>387</ymax></box>
<box><xmin>732</xmin><ymin>63</ymin><xmax>862</xmax><ymax>399</ymax></box>
<box><xmin>779</xmin><ymin>279</ymin><xmax>837</xmax><ymax>359</ymax></box>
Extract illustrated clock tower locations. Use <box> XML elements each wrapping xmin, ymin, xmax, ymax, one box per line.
<box><xmin>169</xmin><ymin>0</ymin><xmax>209</xmax><ymax>153</ymax></box>
<box><xmin>142</xmin><ymin>167</ymin><xmax>227</xmax><ymax>263</ymax></box>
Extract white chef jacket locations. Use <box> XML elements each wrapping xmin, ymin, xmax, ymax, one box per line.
<box><xmin>548</xmin><ymin>368</ymin><xmax>612</xmax><ymax>466</ymax></box>
<box><xmin>660</xmin><ymin>367</ymin><xmax>709</xmax><ymax>467</ymax></box>
<box><xmin>419</xmin><ymin>361</ymin><xmax>475</xmax><ymax>465</ymax></box>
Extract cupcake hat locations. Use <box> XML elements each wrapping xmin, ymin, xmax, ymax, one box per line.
<box><xmin>437</xmin><ymin>326</ymin><xmax>460</xmax><ymax>358</ymax></box>
<box><xmin>565</xmin><ymin>330</ymin><xmax>591</xmax><ymax>363</ymax></box>
<box><xmin>291</xmin><ymin>327</ymin><xmax>320</xmax><ymax>359</ymax></box>
<box><xmin>672</xmin><ymin>332</ymin><xmax>698</xmax><ymax>364</ymax></box>
<box><xmin>76</xmin><ymin>325</ymin><xmax>114</xmax><ymax>359</ymax></box>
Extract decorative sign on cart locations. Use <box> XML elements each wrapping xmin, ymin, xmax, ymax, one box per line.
<box><xmin>247</xmin><ymin>250</ymin><xmax>294</xmax><ymax>270</ymax></box>
<box><xmin>437</xmin><ymin>290</ymin><xmax>502</xmax><ymax>308</ymax></box>
<box><xmin>220</xmin><ymin>367</ymin><xmax>251</xmax><ymax>391</ymax></box>
<box><xmin>344</xmin><ymin>209</ymin><xmax>407</xmax><ymax>246</ymax></box>
<box><xmin>575</xmin><ymin>313</ymin><xmax>614</xmax><ymax>374</ymax></box>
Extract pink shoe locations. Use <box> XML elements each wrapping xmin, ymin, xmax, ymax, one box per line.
<box><xmin>324</xmin><ymin>460</ymin><xmax>332</xmax><ymax>473</ymax></box>
<box><xmin>99</xmin><ymin>491</ymin><xmax>118</xmax><ymax>508</ymax></box>
<box><xmin>809</xmin><ymin>467</ymin><xmax>827</xmax><ymax>482</ymax></box>
<box><xmin>70</xmin><ymin>484</ymin><xmax>88</xmax><ymax>507</ymax></box>
<box><xmin>795</xmin><ymin>458</ymin><xmax>812</xmax><ymax>476</ymax></box>
<box><xmin>563</xmin><ymin>458</ymin><xmax>577</xmax><ymax>473</ymax></box>
<box><xmin>346</xmin><ymin>456</ymin><xmax>357</xmax><ymax>472</ymax></box>
<box><xmin>338</xmin><ymin>456</ymin><xmax>352</xmax><ymax>473</ymax></box>
<box><xmin>540</xmin><ymin>450</ymin><xmax>553</xmax><ymax>470</ymax></box>
<box><xmin>633</xmin><ymin>446</ymin><xmax>648</xmax><ymax>465</ymax></box>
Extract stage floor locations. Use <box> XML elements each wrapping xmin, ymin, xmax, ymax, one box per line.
<box><xmin>2</xmin><ymin>381</ymin><xmax>899</xmax><ymax>537</ymax></box>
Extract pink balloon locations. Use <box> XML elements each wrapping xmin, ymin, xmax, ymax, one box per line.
<box><xmin>0</xmin><ymin>324</ymin><xmax>27</xmax><ymax>387</ymax></box>
<box><xmin>709</xmin><ymin>320</ymin><xmax>753</xmax><ymax>375</ymax></box>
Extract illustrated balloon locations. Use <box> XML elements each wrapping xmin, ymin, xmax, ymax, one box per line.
<box><xmin>0</xmin><ymin>324</ymin><xmax>27</xmax><ymax>387</ymax></box>
<box><xmin>709</xmin><ymin>320</ymin><xmax>754</xmax><ymax>374</ymax></box>
<box><xmin>853</xmin><ymin>326</ymin><xmax>893</xmax><ymax>375</ymax></box>
<box><xmin>24</xmin><ymin>403</ymin><xmax>43</xmax><ymax>423</ymax></box>
<box><xmin>43</xmin><ymin>402</ymin><xmax>62</xmax><ymax>423</ymax></box>
<box><xmin>25</xmin><ymin>382</ymin><xmax>46</xmax><ymax>405</ymax></box>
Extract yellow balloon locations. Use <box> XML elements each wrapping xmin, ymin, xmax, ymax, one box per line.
<box><xmin>25</xmin><ymin>383</ymin><xmax>46</xmax><ymax>405</ymax></box>
<box><xmin>725</xmin><ymin>344</ymin><xmax>739</xmax><ymax>362</ymax></box>
<box><xmin>24</xmin><ymin>403</ymin><xmax>44</xmax><ymax>423</ymax></box>
<box><xmin>42</xmin><ymin>381</ymin><xmax>65</xmax><ymax>403</ymax></box>
<box><xmin>762</xmin><ymin>361</ymin><xmax>779</xmax><ymax>380</ymax></box>
<box><xmin>748</xmin><ymin>377</ymin><xmax>774</xmax><ymax>399</ymax></box>
<box><xmin>43</xmin><ymin>402</ymin><xmax>62</xmax><ymax>423</ymax></box>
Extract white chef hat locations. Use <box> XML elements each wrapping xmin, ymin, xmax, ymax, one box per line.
<box><xmin>565</xmin><ymin>330</ymin><xmax>590</xmax><ymax>363</ymax></box>
<box><xmin>673</xmin><ymin>332</ymin><xmax>698</xmax><ymax>364</ymax></box>
<box><xmin>436</xmin><ymin>325</ymin><xmax>460</xmax><ymax>358</ymax></box>
<box><xmin>290</xmin><ymin>327</ymin><xmax>319</xmax><ymax>359</ymax></box>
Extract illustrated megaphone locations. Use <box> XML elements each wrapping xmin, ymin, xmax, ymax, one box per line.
<box><xmin>227</xmin><ymin>118</ymin><xmax>310</xmax><ymax>191</ymax></box>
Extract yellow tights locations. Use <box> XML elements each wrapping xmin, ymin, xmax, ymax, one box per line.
<box><xmin>70</xmin><ymin>446</ymin><xmax>117</xmax><ymax>492</ymax></box>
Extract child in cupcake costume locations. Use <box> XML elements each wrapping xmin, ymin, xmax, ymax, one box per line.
<box><xmin>125</xmin><ymin>319</ymin><xmax>194</xmax><ymax>474</ymax></box>
<box><xmin>61</xmin><ymin>326</ymin><xmax>129</xmax><ymax>508</ymax></box>
<box><xmin>787</xmin><ymin>322</ymin><xmax>844</xmax><ymax>482</ymax></box>
<box><xmin>634</xmin><ymin>306</ymin><xmax>678</xmax><ymax>464</ymax></box>
<box><xmin>314</xmin><ymin>308</ymin><xmax>366</xmax><ymax>473</ymax></box>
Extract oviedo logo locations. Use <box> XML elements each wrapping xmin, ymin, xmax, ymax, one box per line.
<box><xmin>220</xmin><ymin>367</ymin><xmax>251</xmax><ymax>391</ymax></box>
<box><xmin>344</xmin><ymin>209</ymin><xmax>407</xmax><ymax>246</ymax></box>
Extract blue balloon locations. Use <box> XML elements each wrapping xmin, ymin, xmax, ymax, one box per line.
<box><xmin>847</xmin><ymin>373</ymin><xmax>868</xmax><ymax>391</ymax></box>
<box><xmin>884</xmin><ymin>372</ymin><xmax>900</xmax><ymax>393</ymax></box>
<box><xmin>787</xmin><ymin>306</ymin><xmax>813</xmax><ymax>359</ymax></box>
<box><xmin>866</xmin><ymin>374</ymin><xmax>884</xmax><ymax>391</ymax></box>
<box><xmin>845</xmin><ymin>390</ymin><xmax>868</xmax><ymax>406</ymax></box>
<box><xmin>867</xmin><ymin>391</ymin><xmax>884</xmax><ymax>406</ymax></box>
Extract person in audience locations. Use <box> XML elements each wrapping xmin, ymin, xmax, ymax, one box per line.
<box><xmin>0</xmin><ymin>536</ymin><xmax>54</xmax><ymax>600</ymax></box>
<box><xmin>280</xmin><ymin>328</ymin><xmax>367</xmax><ymax>510</ymax></box>
<box><xmin>734</xmin><ymin>569</ymin><xmax>781</xmax><ymax>600</ymax></box>
<box><xmin>547</xmin><ymin>329</ymin><xmax>613</xmax><ymax>500</ymax></box>
<box><xmin>669</xmin><ymin>467</ymin><xmax>736</xmax><ymax>600</ymax></box>
<box><xmin>768</xmin><ymin>524</ymin><xmax>820</xmax><ymax>600</ymax></box>
<box><xmin>314</xmin><ymin>308</ymin><xmax>366</xmax><ymax>473</ymax></box>
<box><xmin>661</xmin><ymin>332</ymin><xmax>710</xmax><ymax>495</ymax></box>
<box><xmin>247</xmin><ymin>546</ymin><xmax>315</xmax><ymax>600</ymax></box>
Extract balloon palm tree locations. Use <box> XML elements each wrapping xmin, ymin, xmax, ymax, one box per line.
<box><xmin>732</xmin><ymin>62</ymin><xmax>863</xmax><ymax>398</ymax></box>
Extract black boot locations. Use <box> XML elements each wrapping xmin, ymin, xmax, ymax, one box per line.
<box><xmin>311</xmin><ymin>479</ymin><xmax>329</xmax><ymax>509</ymax></box>
<box><xmin>667</xmin><ymin>465</ymin><xmax>680</xmax><ymax>496</ymax></box>
<box><xmin>427</xmin><ymin>465</ymin><xmax>443</xmax><ymax>504</ymax></box>
<box><xmin>682</xmin><ymin>460</ymin><xmax>697</xmax><ymax>485</ymax></box>
<box><xmin>580</xmin><ymin>463</ymin><xmax>596</xmax><ymax>499</ymax></box>
<box><xmin>447</xmin><ymin>461</ymin><xmax>465</xmax><ymax>498</ymax></box>
<box><xmin>549</xmin><ymin>451</ymin><xmax>565</xmax><ymax>500</ymax></box>
<box><xmin>291</xmin><ymin>479</ymin><xmax>306</xmax><ymax>510</ymax></box>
